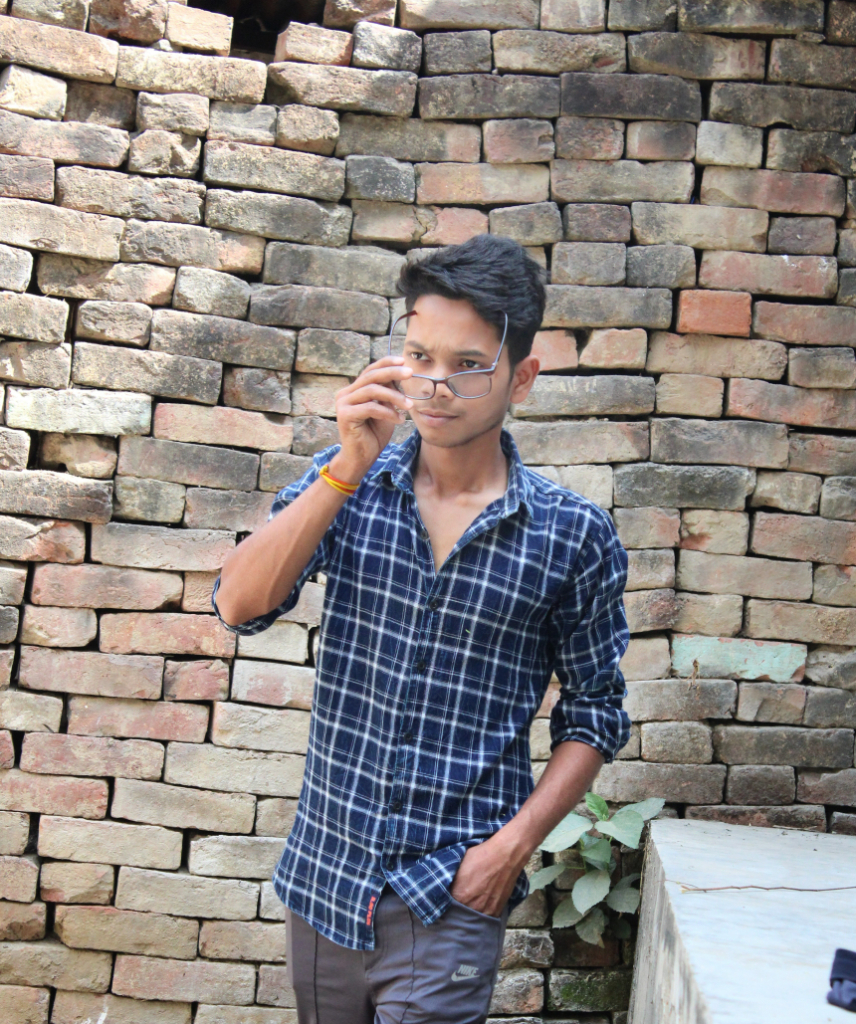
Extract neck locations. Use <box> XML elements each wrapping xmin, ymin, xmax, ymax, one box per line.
<box><xmin>413</xmin><ymin>422</ymin><xmax>509</xmax><ymax>499</ymax></box>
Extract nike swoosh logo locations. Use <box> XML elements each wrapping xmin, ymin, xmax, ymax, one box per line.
<box><xmin>451</xmin><ymin>967</ymin><xmax>479</xmax><ymax>981</ymax></box>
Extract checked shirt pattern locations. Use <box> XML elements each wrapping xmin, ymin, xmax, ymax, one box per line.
<box><xmin>212</xmin><ymin>427</ymin><xmax>631</xmax><ymax>951</ymax></box>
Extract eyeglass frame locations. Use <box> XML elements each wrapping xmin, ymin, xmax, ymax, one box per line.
<box><xmin>386</xmin><ymin>309</ymin><xmax>509</xmax><ymax>400</ymax></box>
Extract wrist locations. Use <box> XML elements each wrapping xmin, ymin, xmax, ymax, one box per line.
<box><xmin>329</xmin><ymin>451</ymin><xmax>370</xmax><ymax>486</ymax></box>
<box><xmin>489</xmin><ymin>817</ymin><xmax>537</xmax><ymax>870</ymax></box>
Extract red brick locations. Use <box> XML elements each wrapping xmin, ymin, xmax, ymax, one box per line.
<box><xmin>20</xmin><ymin>733</ymin><xmax>164</xmax><ymax>780</ymax></box>
<box><xmin>19</xmin><ymin>647</ymin><xmax>163</xmax><ymax>700</ymax></box>
<box><xmin>752</xmin><ymin>301</ymin><xmax>856</xmax><ymax>347</ymax></box>
<box><xmin>531</xmin><ymin>330</ymin><xmax>577</xmax><ymax>372</ymax></box>
<box><xmin>40</xmin><ymin>862</ymin><xmax>115</xmax><ymax>904</ymax></box>
<box><xmin>728</xmin><ymin>378</ymin><xmax>856</xmax><ymax>431</ymax></box>
<box><xmin>0</xmin><ymin>854</ymin><xmax>39</xmax><ymax>901</ymax></box>
<box><xmin>746</xmin><ymin>599</ymin><xmax>856</xmax><ymax>646</ymax></box>
<box><xmin>579</xmin><ymin>328</ymin><xmax>647</xmax><ymax>369</ymax></box>
<box><xmin>0</xmin><ymin>985</ymin><xmax>50</xmax><ymax>1022</ymax></box>
<box><xmin>752</xmin><ymin>512</ymin><xmax>856</xmax><ymax>566</ymax></box>
<box><xmin>153</xmin><ymin>403</ymin><xmax>293</xmax><ymax>452</ymax></box>
<box><xmin>415</xmin><ymin>162</ymin><xmax>549</xmax><ymax>205</ymax></box>
<box><xmin>0</xmin><ymin>769</ymin><xmax>108</xmax><ymax>818</ymax></box>
<box><xmin>181</xmin><ymin>571</ymin><xmax>219</xmax><ymax>614</ymax></box>
<box><xmin>99</xmin><ymin>612</ymin><xmax>236</xmax><ymax>657</ymax></box>
<box><xmin>112</xmin><ymin>953</ymin><xmax>256</xmax><ymax>1006</ymax></box>
<box><xmin>164</xmin><ymin>659</ymin><xmax>230</xmax><ymax>702</ymax></box>
<box><xmin>676</xmin><ymin>290</ymin><xmax>751</xmax><ymax>337</ymax></box>
<box><xmin>0</xmin><ymin>516</ymin><xmax>85</xmax><ymax>563</ymax></box>
<box><xmin>699</xmin><ymin>252</ymin><xmax>838</xmax><ymax>299</ymax></box>
<box><xmin>0</xmin><ymin>731</ymin><xmax>13</xmax><ymax>770</ymax></box>
<box><xmin>700</xmin><ymin>167</ymin><xmax>845</xmax><ymax>216</ymax></box>
<box><xmin>67</xmin><ymin>697</ymin><xmax>209</xmax><ymax>743</ymax></box>
<box><xmin>419</xmin><ymin>205</ymin><xmax>488</xmax><ymax>245</ymax></box>
<box><xmin>31</xmin><ymin>564</ymin><xmax>182</xmax><ymax>610</ymax></box>
<box><xmin>231</xmin><ymin>660</ymin><xmax>316</xmax><ymax>709</ymax></box>
<box><xmin>0</xmin><ymin>902</ymin><xmax>46</xmax><ymax>941</ymax></box>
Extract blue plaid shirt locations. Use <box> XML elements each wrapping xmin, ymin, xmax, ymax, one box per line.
<box><xmin>212</xmin><ymin>427</ymin><xmax>630</xmax><ymax>951</ymax></box>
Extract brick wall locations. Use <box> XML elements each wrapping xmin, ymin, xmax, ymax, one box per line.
<box><xmin>0</xmin><ymin>0</ymin><xmax>855</xmax><ymax>1020</ymax></box>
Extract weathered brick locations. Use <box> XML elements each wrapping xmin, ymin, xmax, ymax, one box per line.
<box><xmin>264</xmin><ymin>241</ymin><xmax>404</xmax><ymax>297</ymax></box>
<box><xmin>137</xmin><ymin>92</ymin><xmax>209</xmax><ymax>136</ymax></box>
<box><xmin>351</xmin><ymin>22</ymin><xmax>421</xmax><ymax>72</ymax></box>
<box><xmin>655</xmin><ymin>374</ymin><xmax>722</xmax><ymax>417</ymax></box>
<box><xmin>686</xmin><ymin>804</ymin><xmax>826</xmax><ymax>830</ymax></box>
<box><xmin>593</xmin><ymin>762</ymin><xmax>726</xmax><ymax>804</ymax></box>
<box><xmin>551</xmin><ymin>242</ymin><xmax>625</xmax><ymax>286</ymax></box>
<box><xmin>673</xmin><ymin>592</ymin><xmax>743</xmax><ymax>637</ymax></box>
<box><xmin>415</xmin><ymin>162</ymin><xmax>548</xmax><ymax>205</ymax></box>
<box><xmin>250</xmin><ymin>283</ymin><xmax>388</xmax><ymax>335</ymax></box>
<box><xmin>490</xmin><ymin>967</ymin><xmax>544</xmax><ymax>1014</ymax></box>
<box><xmin>269</xmin><ymin>62</ymin><xmax>416</xmax><ymax>118</ymax></box>
<box><xmin>751</xmin><ymin>471</ymin><xmax>821</xmax><ymax>515</ymax></box>
<box><xmin>88</xmin><ymin>0</ymin><xmax>167</xmax><ymax>43</ymax></box>
<box><xmin>510</xmin><ymin>420</ymin><xmax>649</xmax><ymax>465</ymax></box>
<box><xmin>0</xmin><ymin>562</ymin><xmax>26</xmax><ymax>606</ymax></box>
<box><xmin>88</xmin><ymin>525</ymin><xmax>223</xmax><ymax>578</ymax></box>
<box><xmin>677</xmin><ymin>548</ymin><xmax>810</xmax><ymax>601</ymax></box>
<box><xmin>609</xmin><ymin>0</ymin><xmax>676</xmax><ymax>30</ymax></box>
<box><xmin>766</xmin><ymin>128</ymin><xmax>856</xmax><ymax>177</ymax></box>
<box><xmin>274</xmin><ymin>22</ymin><xmax>352</xmax><ymax>65</ymax></box>
<box><xmin>626</xmin><ymin>120</ymin><xmax>696</xmax><ymax>161</ymax></box>
<box><xmin>0</xmin><ymin>516</ymin><xmax>84</xmax><ymax>564</ymax></box>
<box><xmin>0</xmin><ymin>903</ymin><xmax>46</xmax><ymax>942</ymax></box>
<box><xmin>628</xmin><ymin>30</ymin><xmax>765</xmax><ymax>80</ymax></box>
<box><xmin>0</xmin><ymin>105</ymin><xmax>128</xmax><ymax>166</ymax></box>
<box><xmin>619</xmin><ymin>637</ymin><xmax>671</xmax><ymax>683</ymax></box>
<box><xmin>641</xmin><ymin>721</ymin><xmax>712</xmax><ymax>763</ymax></box>
<box><xmin>751</xmin><ymin>511</ymin><xmax>856</xmax><ymax>565</ymax></box>
<box><xmin>695</xmin><ymin>120</ymin><xmax>763</xmax><ymax>168</ymax></box>
<box><xmin>57</xmin><ymin>166</ymin><xmax>204</xmax><ymax>224</ymax></box>
<box><xmin>399</xmin><ymin>0</ymin><xmax>538</xmax><ymax>28</ymax></box>
<box><xmin>164</xmin><ymin>659</ymin><xmax>230</xmax><ymax>701</ymax></box>
<box><xmin>199</xmin><ymin>920</ymin><xmax>286</xmax><ymax>964</ymax></box>
<box><xmin>673</xmin><ymin>634</ymin><xmax>805</xmax><ymax>684</ymax></box>
<box><xmin>67</xmin><ymin>695</ymin><xmax>208</xmax><ymax>743</ymax></box>
<box><xmin>294</xmin><ymin>329</ymin><xmax>370</xmax><ymax>377</ymax></box>
<box><xmin>207</xmin><ymin>102</ymin><xmax>276</xmax><ymax>148</ymax></box>
<box><xmin>39</xmin><ymin>434</ymin><xmax>116</xmax><ymax>482</ymax></box>
<box><xmin>38</xmin><ymin>255</ymin><xmax>176</xmax><ymax>306</ymax></box>
<box><xmin>820</xmin><ymin>477</ymin><xmax>856</xmax><ymax>522</ymax></box>
<box><xmin>127</xmin><ymin>130</ymin><xmax>202</xmax><ymax>179</ymax></box>
<box><xmin>275</xmin><ymin>104</ymin><xmax>340</xmax><ymax>156</ymax></box>
<box><xmin>0</xmin><ymin>245</ymin><xmax>33</xmax><ymax>294</ymax></box>
<box><xmin>322</xmin><ymin>0</ymin><xmax>396</xmax><ymax>28</ymax></box>
<box><xmin>19</xmin><ymin>605</ymin><xmax>96</xmax><ymax>648</ymax></box>
<box><xmin>746</xmin><ymin>599</ymin><xmax>856</xmax><ymax>645</ymax></box>
<box><xmin>554</xmin><ymin>115</ymin><xmax>623</xmax><ymax>160</ymax></box>
<box><xmin>117</xmin><ymin>436</ymin><xmax>258</xmax><ymax>491</ymax></box>
<box><xmin>54</xmin><ymin>905</ymin><xmax>197</xmax><ymax>962</ymax></box>
<box><xmin>0</xmin><ymin>607</ymin><xmax>19</xmax><ymax>645</ymax></box>
<box><xmin>754</xmin><ymin>301</ymin><xmax>856</xmax><ymax>347</ymax></box>
<box><xmin>0</xmin><ymin>17</ymin><xmax>119</xmax><ymax>84</ymax></box>
<box><xmin>41</xmin><ymin>862</ymin><xmax>114</xmax><ymax>905</ymax></box>
<box><xmin>0</xmin><ymin>815</ymin><xmax>31</xmax><ymax>857</ymax></box>
<box><xmin>419</xmin><ymin>74</ymin><xmax>559</xmax><ymax>120</ymax></box>
<box><xmin>625</xmin><ymin>677</ymin><xmax>736</xmax><ymax>720</ymax></box>
<box><xmin>65</xmin><ymin>81</ymin><xmax>136</xmax><ymax>130</ymax></box>
<box><xmin>483</xmin><ymin>119</ymin><xmax>554</xmax><ymax>164</ymax></box>
<box><xmin>255</xmin><ymin>798</ymin><xmax>299</xmax><ymax>838</ymax></box>
<box><xmin>236</xmin><ymin>621</ymin><xmax>308</xmax><ymax>664</ymax></box>
<box><xmin>624</xmin><ymin>587</ymin><xmax>677</xmax><ymax>631</ymax></box>
<box><xmin>515</xmin><ymin>374</ymin><xmax>653</xmax><ymax>418</ymax></box>
<box><xmin>0</xmin><ymin>426</ymin><xmax>29</xmax><ymax>471</ymax></box>
<box><xmin>551</xmin><ymin>158</ymin><xmax>693</xmax><ymax>203</ymax></box>
<box><xmin>21</xmin><ymin>732</ymin><xmax>163</xmax><ymax>780</ymax></box>
<box><xmin>211</xmin><ymin>702</ymin><xmax>309</xmax><ymax>754</ymax></box>
<box><xmin>530</xmin><ymin>329</ymin><xmax>577</xmax><ymax>371</ymax></box>
<box><xmin>99</xmin><ymin>612</ymin><xmax>236</xmax><ymax>658</ymax></box>
<box><xmin>335</xmin><ymin>113</ymin><xmax>478</xmax><ymax>164</ymax></box>
<box><xmin>494</xmin><ymin>30</ymin><xmax>625</xmax><ymax>75</ymax></box>
<box><xmin>613</xmin><ymin>507</ymin><xmax>680</xmax><ymax>549</ymax></box>
<box><xmin>39</xmin><ymin>815</ymin><xmax>180</xmax><ymax>869</ymax></box>
<box><xmin>805</xmin><ymin>646</ymin><xmax>856</xmax><ymax>690</ymax></box>
<box><xmin>151</xmin><ymin>309</ymin><xmax>295</xmax><ymax>371</ymax></box>
<box><xmin>678</xmin><ymin>0</ymin><xmax>823</xmax><ymax>34</ymax></box>
<box><xmin>172</xmin><ymin>267</ymin><xmax>249</xmax><ymax>320</ymax></box>
<box><xmin>113</xmin><ymin>477</ymin><xmax>185</xmax><ymax>525</ymax></box>
<box><xmin>231</xmin><ymin>660</ymin><xmax>315</xmax><ymax>709</ymax></box>
<box><xmin>577</xmin><ymin>328</ymin><xmax>646</xmax><ymax>369</ymax></box>
<box><xmin>166</xmin><ymin>4</ymin><xmax>232</xmax><ymax>54</ymax></box>
<box><xmin>0</xmin><ymin>468</ymin><xmax>112</xmax><ymax>524</ymax></box>
<box><xmin>183</xmin><ymin>490</ymin><xmax>272</xmax><ymax>533</ymax></box>
<box><xmin>121</xmin><ymin>218</ymin><xmax>263</xmax><ymax>274</ymax></box>
<box><xmin>189</xmin><ymin>835</ymin><xmax>282</xmax><ymax>879</ymax></box>
<box><xmin>700</xmin><ymin>251</ymin><xmax>837</xmax><ymax>298</ymax></box>
<box><xmin>814</xmin><ymin>565</ymin><xmax>856</xmax><ymax>607</ymax></box>
<box><xmin>76</xmin><ymin>300</ymin><xmax>152</xmax><ymax>347</ymax></box>
<box><xmin>631</xmin><ymin>201</ymin><xmax>766</xmax><ymax>252</ymax></box>
<box><xmin>615</xmin><ymin>464</ymin><xmax>754</xmax><ymax>510</ymax></box>
<box><xmin>116</xmin><ymin>48</ymin><xmax>266</xmax><ymax>104</ymax></box>
<box><xmin>726</xmin><ymin>765</ymin><xmax>795</xmax><ymax>805</ymax></box>
<box><xmin>0</xmin><ymin>293</ymin><xmax>67</xmax><ymax>347</ymax></box>
<box><xmin>0</xmin><ymin>153</ymin><xmax>54</xmax><ymax>201</ymax></box>
<box><xmin>562</xmin><ymin>202</ymin><xmax>630</xmax><ymax>242</ymax></box>
<box><xmin>223</xmin><ymin>367</ymin><xmax>292</xmax><ymax>415</ymax></box>
<box><xmin>0</xmin><ymin>769</ymin><xmax>107</xmax><ymax>818</ymax></box>
<box><xmin>0</xmin><ymin>984</ymin><xmax>49</xmax><ymax>1022</ymax></box>
<box><xmin>701</xmin><ymin>166</ymin><xmax>844</xmax><ymax>217</ymax></box>
<box><xmin>769</xmin><ymin>38</ymin><xmax>856</xmax><ymax>91</ymax></box>
<box><xmin>803</xmin><ymin>687</ymin><xmax>856</xmax><ymax>729</ymax></box>
<box><xmin>676</xmin><ymin>290</ymin><xmax>751</xmax><ymax>337</ymax></box>
<box><xmin>626</xmin><ymin>548</ymin><xmax>675</xmax><ymax>590</ymax></box>
<box><xmin>563</xmin><ymin>72</ymin><xmax>700</xmax><ymax>126</ymax></box>
<box><xmin>789</xmin><ymin>435</ymin><xmax>856</xmax><ymax>477</ymax></box>
<box><xmin>708</xmin><ymin>81</ymin><xmax>856</xmax><ymax>133</ymax></box>
<box><xmin>164</xmin><ymin>741</ymin><xmax>304</xmax><ymax>798</ymax></box>
<box><xmin>72</xmin><ymin>343</ymin><xmax>222</xmax><ymax>406</ymax></box>
<box><xmin>21</xmin><ymin>644</ymin><xmax>161</xmax><ymax>701</ymax></box>
<box><xmin>0</xmin><ymin>940</ymin><xmax>112</xmax><ymax>993</ymax></box>
<box><xmin>112</xmin><ymin>777</ymin><xmax>254</xmax><ymax>833</ymax></box>
<box><xmin>422</xmin><ymin>30</ymin><xmax>491</xmax><ymax>75</ymax></box>
<box><xmin>113</xmin><ymin>952</ymin><xmax>255</xmax><ymax>1006</ymax></box>
<box><xmin>153</xmin><ymin>405</ymin><xmax>291</xmax><ymax>454</ymax></box>
<box><xmin>203</xmin><ymin>141</ymin><xmax>344</xmax><ymax>204</ymax></box>
<box><xmin>544</xmin><ymin>285</ymin><xmax>671</xmax><ymax>329</ymax></box>
<box><xmin>728</xmin><ymin>378</ymin><xmax>856</xmax><ymax>432</ymax></box>
<box><xmin>789</xmin><ymin>347</ymin><xmax>856</xmax><ymax>390</ymax></box>
<box><xmin>0</xmin><ymin>64</ymin><xmax>66</xmax><ymax>121</ymax></box>
<box><xmin>713</xmin><ymin>724</ymin><xmax>853</xmax><ymax>767</ymax></box>
<box><xmin>0</xmin><ymin>853</ymin><xmax>39</xmax><ymax>901</ymax></box>
<box><xmin>769</xmin><ymin>216</ymin><xmax>836</xmax><ymax>257</ymax></box>
<box><xmin>653</xmin><ymin>417</ymin><xmax>787</xmax><ymax>469</ymax></box>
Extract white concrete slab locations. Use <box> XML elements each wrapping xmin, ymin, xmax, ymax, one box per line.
<box><xmin>629</xmin><ymin>818</ymin><xmax>856</xmax><ymax>1024</ymax></box>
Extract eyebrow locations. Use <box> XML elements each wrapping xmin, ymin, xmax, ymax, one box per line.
<box><xmin>406</xmin><ymin>339</ymin><xmax>491</xmax><ymax>358</ymax></box>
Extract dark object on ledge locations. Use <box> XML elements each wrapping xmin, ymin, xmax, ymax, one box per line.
<box><xmin>828</xmin><ymin>948</ymin><xmax>856</xmax><ymax>1013</ymax></box>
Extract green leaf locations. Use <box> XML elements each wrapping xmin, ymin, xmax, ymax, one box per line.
<box><xmin>575</xmin><ymin>906</ymin><xmax>607</xmax><ymax>946</ymax></box>
<box><xmin>596</xmin><ymin>809</ymin><xmax>644</xmax><ymax>849</ymax></box>
<box><xmin>539</xmin><ymin>811</ymin><xmax>592</xmax><ymax>853</ymax></box>
<box><xmin>572</xmin><ymin>868</ymin><xmax>611</xmax><ymax>915</ymax></box>
<box><xmin>613</xmin><ymin>872</ymin><xmax>641</xmax><ymax>890</ymax></box>
<box><xmin>552</xmin><ymin>895</ymin><xmax>585</xmax><ymax>928</ymax></box>
<box><xmin>585</xmin><ymin>792</ymin><xmax>611</xmax><ymax>821</ymax></box>
<box><xmin>580</xmin><ymin>837</ymin><xmax>613</xmax><ymax>871</ymax></box>
<box><xmin>612</xmin><ymin>916</ymin><xmax>632</xmax><ymax>940</ymax></box>
<box><xmin>617</xmin><ymin>797</ymin><xmax>665</xmax><ymax>822</ymax></box>
<box><xmin>606</xmin><ymin>885</ymin><xmax>641</xmax><ymax>914</ymax></box>
<box><xmin>527</xmin><ymin>864</ymin><xmax>566</xmax><ymax>891</ymax></box>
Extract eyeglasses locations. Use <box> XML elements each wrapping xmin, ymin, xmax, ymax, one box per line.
<box><xmin>386</xmin><ymin>310</ymin><xmax>508</xmax><ymax>400</ymax></box>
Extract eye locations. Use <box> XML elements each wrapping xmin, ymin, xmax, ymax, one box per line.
<box><xmin>461</xmin><ymin>359</ymin><xmax>480</xmax><ymax>370</ymax></box>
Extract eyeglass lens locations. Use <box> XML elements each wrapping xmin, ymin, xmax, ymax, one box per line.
<box><xmin>388</xmin><ymin>324</ymin><xmax>493</xmax><ymax>399</ymax></box>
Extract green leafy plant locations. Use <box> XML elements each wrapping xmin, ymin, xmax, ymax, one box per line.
<box><xmin>527</xmin><ymin>793</ymin><xmax>665</xmax><ymax>947</ymax></box>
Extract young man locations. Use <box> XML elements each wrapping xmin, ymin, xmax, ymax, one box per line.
<box><xmin>213</xmin><ymin>234</ymin><xmax>631</xmax><ymax>1024</ymax></box>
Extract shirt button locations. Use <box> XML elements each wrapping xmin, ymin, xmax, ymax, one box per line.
<box><xmin>402</xmin><ymin>731</ymin><xmax>413</xmax><ymax>744</ymax></box>
<box><xmin>390</xmin><ymin>799</ymin><xmax>403</xmax><ymax>813</ymax></box>
<box><xmin>429</xmin><ymin>599</ymin><xmax>439</xmax><ymax>611</ymax></box>
<box><xmin>415</xmin><ymin>659</ymin><xmax>426</xmax><ymax>672</ymax></box>
<box><xmin>420</xmin><ymin>528</ymin><xmax>429</xmax><ymax>540</ymax></box>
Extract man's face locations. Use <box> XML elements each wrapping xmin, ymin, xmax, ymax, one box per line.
<box><xmin>398</xmin><ymin>293</ymin><xmax>539</xmax><ymax>450</ymax></box>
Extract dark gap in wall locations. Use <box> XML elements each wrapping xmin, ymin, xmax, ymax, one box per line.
<box><xmin>188</xmin><ymin>0</ymin><xmax>325</xmax><ymax>55</ymax></box>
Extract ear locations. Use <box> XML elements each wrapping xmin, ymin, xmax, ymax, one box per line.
<box><xmin>509</xmin><ymin>354</ymin><xmax>540</xmax><ymax>404</ymax></box>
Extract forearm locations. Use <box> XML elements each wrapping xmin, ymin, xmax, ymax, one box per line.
<box><xmin>215</xmin><ymin>452</ymin><xmax>356</xmax><ymax>627</ymax></box>
<box><xmin>492</xmin><ymin>739</ymin><xmax>605</xmax><ymax>871</ymax></box>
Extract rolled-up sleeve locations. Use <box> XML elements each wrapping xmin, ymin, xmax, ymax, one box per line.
<box><xmin>547</xmin><ymin>508</ymin><xmax>632</xmax><ymax>764</ymax></box>
<box><xmin>211</xmin><ymin>443</ymin><xmax>344</xmax><ymax>636</ymax></box>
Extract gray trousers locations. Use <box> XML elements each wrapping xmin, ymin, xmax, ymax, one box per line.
<box><xmin>285</xmin><ymin>882</ymin><xmax>510</xmax><ymax>1024</ymax></box>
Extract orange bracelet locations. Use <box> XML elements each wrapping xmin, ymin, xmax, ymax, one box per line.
<box><xmin>319</xmin><ymin>464</ymin><xmax>359</xmax><ymax>496</ymax></box>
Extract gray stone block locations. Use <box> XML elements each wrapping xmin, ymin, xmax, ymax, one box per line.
<box><xmin>205</xmin><ymin>189</ymin><xmax>352</xmax><ymax>247</ymax></box>
<box><xmin>56</xmin><ymin>166</ymin><xmax>205</xmax><ymax>224</ymax></box>
<box><xmin>150</xmin><ymin>310</ymin><xmax>295</xmax><ymax>371</ymax></box>
<box><xmin>203</xmin><ymin>141</ymin><xmax>345</xmax><ymax>203</ymax></box>
<box><xmin>422</xmin><ymin>30</ymin><xmax>491</xmax><ymax>75</ymax></box>
<box><xmin>136</xmin><ymin>92</ymin><xmax>210</xmax><ymax>135</ymax></box>
<box><xmin>208</xmin><ymin>102</ymin><xmax>276</xmax><ymax>146</ymax></box>
<box><xmin>344</xmin><ymin>155</ymin><xmax>415</xmax><ymax>202</ymax></box>
<box><xmin>173</xmin><ymin>267</ymin><xmax>250</xmax><ymax>320</ymax></box>
<box><xmin>614</xmin><ymin>464</ymin><xmax>756</xmax><ymax>510</ymax></box>
<box><xmin>418</xmin><ymin>74</ymin><xmax>560</xmax><ymax>120</ymax></box>
<box><xmin>626</xmin><ymin>245</ymin><xmax>696</xmax><ymax>288</ymax></box>
<box><xmin>263</xmin><ymin>242</ymin><xmax>405</xmax><ymax>297</ymax></box>
<box><xmin>352</xmin><ymin>22</ymin><xmax>422</xmax><ymax>72</ymax></box>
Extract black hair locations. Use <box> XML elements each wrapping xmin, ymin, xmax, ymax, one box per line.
<box><xmin>396</xmin><ymin>234</ymin><xmax>547</xmax><ymax>368</ymax></box>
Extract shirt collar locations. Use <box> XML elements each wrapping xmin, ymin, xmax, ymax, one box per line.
<box><xmin>368</xmin><ymin>426</ymin><xmax>535</xmax><ymax>520</ymax></box>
